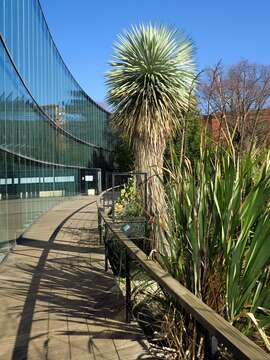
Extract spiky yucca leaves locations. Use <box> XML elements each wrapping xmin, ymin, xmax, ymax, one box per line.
<box><xmin>106</xmin><ymin>24</ymin><xmax>196</xmax><ymax>249</ymax></box>
<box><xmin>106</xmin><ymin>24</ymin><xmax>196</xmax><ymax>139</ymax></box>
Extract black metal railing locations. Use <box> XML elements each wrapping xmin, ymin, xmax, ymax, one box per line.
<box><xmin>97</xmin><ymin>189</ymin><xmax>270</xmax><ymax>360</ymax></box>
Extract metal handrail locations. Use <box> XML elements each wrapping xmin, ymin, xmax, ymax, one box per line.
<box><xmin>98</xmin><ymin>205</ymin><xmax>270</xmax><ymax>360</ymax></box>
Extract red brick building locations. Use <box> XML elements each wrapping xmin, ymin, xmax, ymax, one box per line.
<box><xmin>203</xmin><ymin>108</ymin><xmax>270</xmax><ymax>147</ymax></box>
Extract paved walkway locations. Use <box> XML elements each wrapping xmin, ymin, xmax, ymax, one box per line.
<box><xmin>0</xmin><ymin>197</ymin><xmax>152</xmax><ymax>360</ymax></box>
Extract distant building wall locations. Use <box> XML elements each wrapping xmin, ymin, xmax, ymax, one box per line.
<box><xmin>203</xmin><ymin>108</ymin><xmax>270</xmax><ymax>147</ymax></box>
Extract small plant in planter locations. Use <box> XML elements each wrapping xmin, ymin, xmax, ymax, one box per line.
<box><xmin>114</xmin><ymin>177</ymin><xmax>142</xmax><ymax>218</ymax></box>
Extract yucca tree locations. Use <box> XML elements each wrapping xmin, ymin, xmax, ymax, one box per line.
<box><xmin>106</xmin><ymin>24</ymin><xmax>196</xmax><ymax>248</ymax></box>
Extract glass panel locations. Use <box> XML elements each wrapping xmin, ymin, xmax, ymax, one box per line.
<box><xmin>0</xmin><ymin>0</ymin><xmax>115</xmax><ymax>261</ymax></box>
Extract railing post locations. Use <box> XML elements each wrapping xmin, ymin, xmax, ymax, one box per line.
<box><xmin>112</xmin><ymin>174</ymin><xmax>115</xmax><ymax>221</ymax></box>
<box><xmin>125</xmin><ymin>250</ymin><xmax>132</xmax><ymax>323</ymax></box>
<box><xmin>104</xmin><ymin>225</ymin><xmax>109</xmax><ymax>272</ymax></box>
<box><xmin>98</xmin><ymin>209</ymin><xmax>102</xmax><ymax>245</ymax></box>
<box><xmin>96</xmin><ymin>168</ymin><xmax>102</xmax><ymax>195</ymax></box>
<box><xmin>205</xmin><ymin>333</ymin><xmax>218</xmax><ymax>359</ymax></box>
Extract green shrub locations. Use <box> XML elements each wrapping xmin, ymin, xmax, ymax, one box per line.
<box><xmin>114</xmin><ymin>177</ymin><xmax>142</xmax><ymax>218</ymax></box>
<box><xmin>161</xmin><ymin>144</ymin><xmax>270</xmax><ymax>352</ymax></box>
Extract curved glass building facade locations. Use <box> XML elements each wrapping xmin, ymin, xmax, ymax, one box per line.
<box><xmin>0</xmin><ymin>0</ymin><xmax>114</xmax><ymax>260</ymax></box>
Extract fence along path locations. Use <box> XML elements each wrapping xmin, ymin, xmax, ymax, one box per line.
<box><xmin>0</xmin><ymin>196</ymin><xmax>152</xmax><ymax>360</ymax></box>
<box><xmin>98</xmin><ymin>208</ymin><xmax>270</xmax><ymax>360</ymax></box>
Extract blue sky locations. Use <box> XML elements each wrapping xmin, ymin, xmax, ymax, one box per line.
<box><xmin>41</xmin><ymin>0</ymin><xmax>270</xmax><ymax>104</ymax></box>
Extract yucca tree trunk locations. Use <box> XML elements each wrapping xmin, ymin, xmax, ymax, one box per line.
<box><xmin>134</xmin><ymin>138</ymin><xmax>167</xmax><ymax>252</ymax></box>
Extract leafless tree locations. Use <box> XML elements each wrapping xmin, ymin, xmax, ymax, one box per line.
<box><xmin>200</xmin><ymin>60</ymin><xmax>270</xmax><ymax>155</ymax></box>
